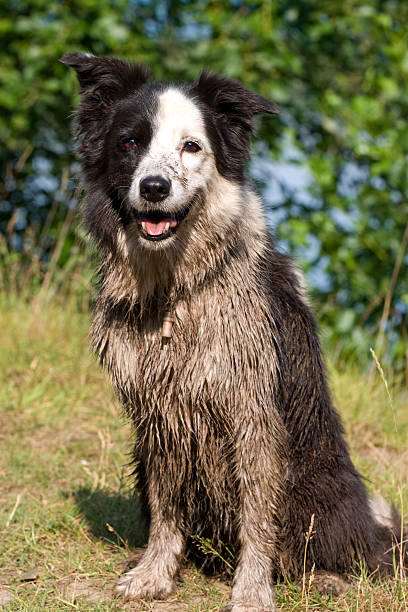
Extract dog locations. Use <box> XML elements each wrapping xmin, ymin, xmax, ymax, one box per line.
<box><xmin>61</xmin><ymin>52</ymin><xmax>405</xmax><ymax>611</ymax></box>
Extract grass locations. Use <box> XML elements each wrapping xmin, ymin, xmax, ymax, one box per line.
<box><xmin>0</xmin><ymin>295</ymin><xmax>407</xmax><ymax>611</ymax></box>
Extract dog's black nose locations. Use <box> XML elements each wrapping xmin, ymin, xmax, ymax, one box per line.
<box><xmin>140</xmin><ymin>176</ymin><xmax>171</xmax><ymax>203</ymax></box>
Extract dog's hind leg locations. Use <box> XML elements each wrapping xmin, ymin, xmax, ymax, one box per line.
<box><xmin>116</xmin><ymin>469</ymin><xmax>184</xmax><ymax>601</ymax></box>
<box><xmin>222</xmin><ymin>413</ymin><xmax>285</xmax><ymax>612</ymax></box>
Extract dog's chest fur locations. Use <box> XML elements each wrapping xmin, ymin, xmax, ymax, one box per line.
<box><xmin>91</xmin><ymin>246</ymin><xmax>283</xmax><ymax>535</ymax></box>
<box><xmin>93</xmin><ymin>251</ymin><xmax>278</xmax><ymax>418</ymax></box>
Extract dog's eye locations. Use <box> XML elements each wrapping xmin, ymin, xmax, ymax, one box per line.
<box><xmin>183</xmin><ymin>141</ymin><xmax>201</xmax><ymax>153</ymax></box>
<box><xmin>123</xmin><ymin>138</ymin><xmax>137</xmax><ymax>150</ymax></box>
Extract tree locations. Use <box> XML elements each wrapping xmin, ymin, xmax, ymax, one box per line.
<box><xmin>1</xmin><ymin>0</ymin><xmax>407</xmax><ymax>364</ymax></box>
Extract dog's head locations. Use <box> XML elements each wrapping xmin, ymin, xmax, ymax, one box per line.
<box><xmin>61</xmin><ymin>53</ymin><xmax>279</xmax><ymax>250</ymax></box>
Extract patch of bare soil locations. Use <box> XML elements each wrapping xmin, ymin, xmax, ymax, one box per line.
<box><xmin>58</xmin><ymin>568</ymin><xmax>229</xmax><ymax>610</ymax></box>
<box><xmin>0</xmin><ymin>588</ymin><xmax>13</xmax><ymax>606</ymax></box>
<box><xmin>133</xmin><ymin>601</ymin><xmax>188</xmax><ymax>611</ymax></box>
<box><xmin>60</xmin><ymin>578</ymin><xmax>111</xmax><ymax>603</ymax></box>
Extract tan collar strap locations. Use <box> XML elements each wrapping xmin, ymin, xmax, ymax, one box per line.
<box><xmin>162</xmin><ymin>311</ymin><xmax>174</xmax><ymax>339</ymax></box>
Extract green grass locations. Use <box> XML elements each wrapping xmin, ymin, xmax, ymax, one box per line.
<box><xmin>1</xmin><ymin>296</ymin><xmax>407</xmax><ymax>611</ymax></box>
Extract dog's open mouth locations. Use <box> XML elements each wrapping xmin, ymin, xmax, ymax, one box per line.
<box><xmin>133</xmin><ymin>204</ymin><xmax>191</xmax><ymax>242</ymax></box>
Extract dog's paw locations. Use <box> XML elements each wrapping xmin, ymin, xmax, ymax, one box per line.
<box><xmin>221</xmin><ymin>603</ymin><xmax>275</xmax><ymax>612</ymax></box>
<box><xmin>115</xmin><ymin>565</ymin><xmax>175</xmax><ymax>601</ymax></box>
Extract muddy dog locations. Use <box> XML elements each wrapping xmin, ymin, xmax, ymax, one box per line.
<box><xmin>61</xmin><ymin>53</ymin><xmax>405</xmax><ymax>611</ymax></box>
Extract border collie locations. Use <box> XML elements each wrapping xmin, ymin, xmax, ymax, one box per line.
<box><xmin>61</xmin><ymin>52</ymin><xmax>405</xmax><ymax>611</ymax></box>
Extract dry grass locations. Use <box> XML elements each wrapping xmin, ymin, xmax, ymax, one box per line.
<box><xmin>0</xmin><ymin>296</ymin><xmax>407</xmax><ymax>610</ymax></box>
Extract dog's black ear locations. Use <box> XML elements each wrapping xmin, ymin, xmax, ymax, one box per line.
<box><xmin>60</xmin><ymin>53</ymin><xmax>149</xmax><ymax>175</ymax></box>
<box><xmin>192</xmin><ymin>72</ymin><xmax>279</xmax><ymax>182</ymax></box>
<box><xmin>193</xmin><ymin>71</ymin><xmax>279</xmax><ymax>128</ymax></box>
<box><xmin>60</xmin><ymin>52</ymin><xmax>149</xmax><ymax>111</ymax></box>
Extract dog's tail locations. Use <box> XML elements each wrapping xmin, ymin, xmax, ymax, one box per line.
<box><xmin>370</xmin><ymin>493</ymin><xmax>396</xmax><ymax>529</ymax></box>
<box><xmin>369</xmin><ymin>493</ymin><xmax>407</xmax><ymax>576</ymax></box>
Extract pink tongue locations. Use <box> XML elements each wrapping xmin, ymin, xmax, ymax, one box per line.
<box><xmin>145</xmin><ymin>220</ymin><xmax>168</xmax><ymax>236</ymax></box>
<box><xmin>144</xmin><ymin>218</ymin><xmax>177</xmax><ymax>236</ymax></box>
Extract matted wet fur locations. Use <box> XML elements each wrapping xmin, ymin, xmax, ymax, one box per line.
<box><xmin>61</xmin><ymin>53</ymin><xmax>406</xmax><ymax>611</ymax></box>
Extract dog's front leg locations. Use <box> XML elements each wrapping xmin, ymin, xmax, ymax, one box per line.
<box><xmin>223</xmin><ymin>415</ymin><xmax>284</xmax><ymax>612</ymax></box>
<box><xmin>116</xmin><ymin>468</ymin><xmax>184</xmax><ymax>601</ymax></box>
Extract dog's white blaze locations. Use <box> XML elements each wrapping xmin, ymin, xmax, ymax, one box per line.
<box><xmin>128</xmin><ymin>88</ymin><xmax>215</xmax><ymax>208</ymax></box>
<box><xmin>155</xmin><ymin>88</ymin><xmax>208</xmax><ymax>157</ymax></box>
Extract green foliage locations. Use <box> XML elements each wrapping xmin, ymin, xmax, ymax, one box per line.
<box><xmin>1</xmin><ymin>0</ymin><xmax>407</xmax><ymax>365</ymax></box>
<box><xmin>191</xmin><ymin>536</ymin><xmax>235</xmax><ymax>572</ymax></box>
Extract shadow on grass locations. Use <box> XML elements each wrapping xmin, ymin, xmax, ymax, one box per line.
<box><xmin>73</xmin><ymin>486</ymin><xmax>148</xmax><ymax>549</ymax></box>
<box><xmin>73</xmin><ymin>486</ymin><xmax>234</xmax><ymax>577</ymax></box>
